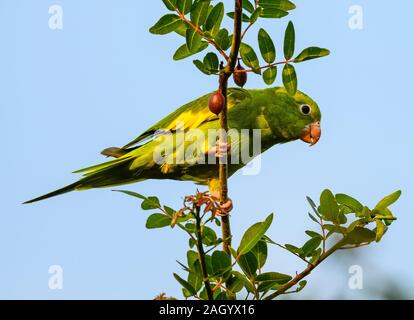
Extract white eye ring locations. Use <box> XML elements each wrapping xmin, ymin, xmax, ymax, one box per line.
<box><xmin>300</xmin><ymin>104</ymin><xmax>311</xmax><ymax>115</ymax></box>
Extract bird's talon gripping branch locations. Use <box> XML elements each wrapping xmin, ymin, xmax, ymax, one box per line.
<box><xmin>215</xmin><ymin>141</ymin><xmax>231</xmax><ymax>159</ymax></box>
<box><xmin>211</xmin><ymin>191</ymin><xmax>233</xmax><ymax>216</ymax></box>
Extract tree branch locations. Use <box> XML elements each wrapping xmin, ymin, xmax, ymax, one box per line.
<box><xmin>235</xmin><ymin>60</ymin><xmax>293</xmax><ymax>73</ymax></box>
<box><xmin>194</xmin><ymin>205</ymin><xmax>214</xmax><ymax>300</ymax></box>
<box><xmin>218</xmin><ymin>0</ymin><xmax>242</xmax><ymax>258</ymax></box>
<box><xmin>264</xmin><ymin>238</ymin><xmax>347</xmax><ymax>300</ymax></box>
<box><xmin>176</xmin><ymin>11</ymin><xmax>230</xmax><ymax>62</ymax></box>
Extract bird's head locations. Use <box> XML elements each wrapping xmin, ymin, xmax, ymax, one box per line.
<box><xmin>270</xmin><ymin>87</ymin><xmax>322</xmax><ymax>146</ymax></box>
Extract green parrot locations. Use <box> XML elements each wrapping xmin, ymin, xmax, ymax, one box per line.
<box><xmin>24</xmin><ymin>87</ymin><xmax>321</xmax><ymax>205</ymax></box>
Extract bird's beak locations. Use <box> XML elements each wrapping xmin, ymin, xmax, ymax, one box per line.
<box><xmin>300</xmin><ymin>121</ymin><xmax>321</xmax><ymax>146</ymax></box>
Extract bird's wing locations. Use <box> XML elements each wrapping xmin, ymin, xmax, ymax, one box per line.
<box><xmin>121</xmin><ymin>88</ymin><xmax>251</xmax><ymax>149</ymax></box>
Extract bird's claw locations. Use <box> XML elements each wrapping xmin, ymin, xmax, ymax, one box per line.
<box><xmin>211</xmin><ymin>191</ymin><xmax>233</xmax><ymax>216</ymax></box>
<box><xmin>208</xmin><ymin>141</ymin><xmax>231</xmax><ymax>158</ymax></box>
<box><xmin>216</xmin><ymin>141</ymin><xmax>231</xmax><ymax>158</ymax></box>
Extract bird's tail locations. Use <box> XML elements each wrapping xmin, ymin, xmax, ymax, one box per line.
<box><xmin>23</xmin><ymin>182</ymin><xmax>81</xmax><ymax>204</ymax></box>
<box><xmin>24</xmin><ymin>156</ymin><xmax>141</xmax><ymax>204</ymax></box>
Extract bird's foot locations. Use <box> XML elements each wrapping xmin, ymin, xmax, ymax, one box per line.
<box><xmin>207</xmin><ymin>141</ymin><xmax>231</xmax><ymax>159</ymax></box>
<box><xmin>211</xmin><ymin>191</ymin><xmax>233</xmax><ymax>216</ymax></box>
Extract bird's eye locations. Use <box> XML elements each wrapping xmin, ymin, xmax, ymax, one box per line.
<box><xmin>300</xmin><ymin>104</ymin><xmax>311</xmax><ymax>115</ymax></box>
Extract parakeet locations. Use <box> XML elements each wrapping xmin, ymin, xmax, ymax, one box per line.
<box><xmin>24</xmin><ymin>87</ymin><xmax>321</xmax><ymax>204</ymax></box>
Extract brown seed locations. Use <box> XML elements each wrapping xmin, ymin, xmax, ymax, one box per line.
<box><xmin>233</xmin><ymin>60</ymin><xmax>247</xmax><ymax>87</ymax></box>
<box><xmin>208</xmin><ymin>90</ymin><xmax>225</xmax><ymax>115</ymax></box>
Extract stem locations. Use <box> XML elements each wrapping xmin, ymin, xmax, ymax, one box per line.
<box><xmin>195</xmin><ymin>206</ymin><xmax>214</xmax><ymax>300</ymax></box>
<box><xmin>235</xmin><ymin>60</ymin><xmax>293</xmax><ymax>73</ymax></box>
<box><xmin>273</xmin><ymin>242</ymin><xmax>314</xmax><ymax>266</ymax></box>
<box><xmin>176</xmin><ymin>11</ymin><xmax>230</xmax><ymax>62</ymax></box>
<box><xmin>241</xmin><ymin>22</ymin><xmax>254</xmax><ymax>41</ymax></box>
<box><xmin>264</xmin><ymin>238</ymin><xmax>347</xmax><ymax>300</ymax></box>
<box><xmin>219</xmin><ymin>0</ymin><xmax>242</xmax><ymax>256</ymax></box>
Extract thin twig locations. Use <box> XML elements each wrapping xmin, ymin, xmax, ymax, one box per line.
<box><xmin>194</xmin><ymin>205</ymin><xmax>214</xmax><ymax>300</ymax></box>
<box><xmin>273</xmin><ymin>242</ymin><xmax>314</xmax><ymax>267</ymax></box>
<box><xmin>241</xmin><ymin>21</ymin><xmax>254</xmax><ymax>41</ymax></box>
<box><xmin>175</xmin><ymin>10</ymin><xmax>230</xmax><ymax>62</ymax></box>
<box><xmin>319</xmin><ymin>216</ymin><xmax>326</xmax><ymax>254</ymax></box>
<box><xmin>235</xmin><ymin>60</ymin><xmax>293</xmax><ymax>73</ymax></box>
<box><xmin>264</xmin><ymin>238</ymin><xmax>347</xmax><ymax>300</ymax></box>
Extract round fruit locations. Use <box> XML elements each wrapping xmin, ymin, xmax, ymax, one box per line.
<box><xmin>208</xmin><ymin>90</ymin><xmax>225</xmax><ymax>115</ymax></box>
<box><xmin>233</xmin><ymin>60</ymin><xmax>247</xmax><ymax>87</ymax></box>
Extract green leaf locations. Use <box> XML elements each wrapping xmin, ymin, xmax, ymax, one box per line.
<box><xmin>256</xmin><ymin>272</ymin><xmax>292</xmax><ymax>284</ymax></box>
<box><xmin>237</xmin><ymin>251</ymin><xmax>258</xmax><ymax>277</ymax></box>
<box><xmin>282</xmin><ymin>64</ymin><xmax>297</xmax><ymax>95</ymax></box>
<box><xmin>186</xmin><ymin>29</ymin><xmax>202</xmax><ymax>52</ymax></box>
<box><xmin>319</xmin><ymin>189</ymin><xmax>339</xmax><ymax>223</ymax></box>
<box><xmin>146</xmin><ymin>213</ymin><xmax>171</xmax><ymax>229</ymax></box>
<box><xmin>202</xmin><ymin>226</ymin><xmax>218</xmax><ymax>246</ymax></box>
<box><xmin>190</xmin><ymin>0</ymin><xmax>210</xmax><ymax>27</ymax></box>
<box><xmin>308</xmin><ymin>212</ymin><xmax>320</xmax><ymax>224</ymax></box>
<box><xmin>187</xmin><ymin>250</ymin><xmax>199</xmax><ymax>266</ymax></box>
<box><xmin>240</xmin><ymin>43</ymin><xmax>261</xmax><ymax>74</ymax></box>
<box><xmin>185</xmin><ymin>222</ymin><xmax>196</xmax><ymax>233</ymax></box>
<box><xmin>307</xmin><ymin>196</ymin><xmax>321</xmax><ymax>217</ymax></box>
<box><xmin>211</xmin><ymin>251</ymin><xmax>232</xmax><ymax>276</ymax></box>
<box><xmin>173</xmin><ymin>273</ymin><xmax>198</xmax><ymax>296</ymax></box>
<box><xmin>233</xmin><ymin>271</ymin><xmax>255</xmax><ymax>293</ymax></box>
<box><xmin>309</xmin><ymin>248</ymin><xmax>322</xmax><ymax>265</ymax></box>
<box><xmin>242</xmin><ymin>0</ymin><xmax>255</xmax><ymax>13</ymax></box>
<box><xmin>335</xmin><ymin>193</ymin><xmax>363</xmax><ymax>213</ymax></box>
<box><xmin>177</xmin><ymin>0</ymin><xmax>192</xmax><ymax>14</ymax></box>
<box><xmin>174</xmin><ymin>21</ymin><xmax>188</xmax><ymax>37</ymax></box>
<box><xmin>256</xmin><ymin>271</ymin><xmax>292</xmax><ymax>292</ymax></box>
<box><xmin>345</xmin><ymin>227</ymin><xmax>376</xmax><ymax>245</ymax></box>
<box><xmin>375</xmin><ymin>220</ymin><xmax>386</xmax><ymax>242</ymax></box>
<box><xmin>250</xmin><ymin>7</ymin><xmax>263</xmax><ymax>23</ymax></box>
<box><xmin>294</xmin><ymin>47</ymin><xmax>330</xmax><ymax>63</ymax></box>
<box><xmin>283</xmin><ymin>21</ymin><xmax>295</xmax><ymax>60</ymax></box>
<box><xmin>258</xmin><ymin>28</ymin><xmax>276</xmax><ymax>63</ymax></box>
<box><xmin>187</xmin><ymin>260</ymin><xmax>203</xmax><ymax>292</ymax></box>
<box><xmin>162</xmin><ymin>0</ymin><xmax>177</xmax><ymax>11</ymax></box>
<box><xmin>260</xmin><ymin>8</ymin><xmax>288</xmax><ymax>18</ymax></box>
<box><xmin>226</xmin><ymin>12</ymin><xmax>251</xmax><ymax>23</ymax></box>
<box><xmin>374</xmin><ymin>190</ymin><xmax>402</xmax><ymax>210</ymax></box>
<box><xmin>259</xmin><ymin>0</ymin><xmax>296</xmax><ymax>11</ymax></box>
<box><xmin>205</xmin><ymin>2</ymin><xmax>224</xmax><ymax>37</ymax></box>
<box><xmin>203</xmin><ymin>52</ymin><xmax>219</xmax><ymax>72</ymax></box>
<box><xmin>149</xmin><ymin>14</ymin><xmax>182</xmax><ymax>35</ymax></box>
<box><xmin>193</xmin><ymin>60</ymin><xmax>210</xmax><ymax>75</ymax></box>
<box><xmin>297</xmin><ymin>280</ymin><xmax>307</xmax><ymax>292</ymax></box>
<box><xmin>227</xmin><ymin>275</ymin><xmax>244</xmax><ymax>293</ymax></box>
<box><xmin>263</xmin><ymin>66</ymin><xmax>277</xmax><ymax>85</ymax></box>
<box><xmin>189</xmin><ymin>238</ymin><xmax>196</xmax><ymax>248</ymax></box>
<box><xmin>113</xmin><ymin>190</ymin><xmax>146</xmax><ymax>200</ymax></box>
<box><xmin>324</xmin><ymin>224</ymin><xmax>347</xmax><ymax>235</ymax></box>
<box><xmin>372</xmin><ymin>207</ymin><xmax>396</xmax><ymax>220</ymax></box>
<box><xmin>302</xmin><ymin>237</ymin><xmax>321</xmax><ymax>256</ymax></box>
<box><xmin>305</xmin><ymin>230</ymin><xmax>322</xmax><ymax>239</ymax></box>
<box><xmin>141</xmin><ymin>196</ymin><xmax>161</xmax><ymax>210</ymax></box>
<box><xmin>173</xmin><ymin>42</ymin><xmax>208</xmax><ymax>60</ymax></box>
<box><xmin>238</xmin><ymin>213</ymin><xmax>273</xmax><ymax>255</ymax></box>
<box><xmin>251</xmin><ymin>239</ymin><xmax>268</xmax><ymax>269</ymax></box>
<box><xmin>215</xmin><ymin>28</ymin><xmax>231</xmax><ymax>50</ymax></box>
<box><xmin>284</xmin><ymin>244</ymin><xmax>303</xmax><ymax>255</ymax></box>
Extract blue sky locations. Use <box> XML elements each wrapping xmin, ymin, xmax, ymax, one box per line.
<box><xmin>1</xmin><ymin>0</ymin><xmax>413</xmax><ymax>299</ymax></box>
